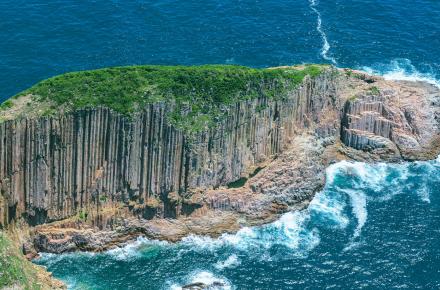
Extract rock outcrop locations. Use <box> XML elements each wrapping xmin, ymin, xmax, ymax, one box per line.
<box><xmin>0</xmin><ymin>66</ymin><xmax>439</xmax><ymax>254</ymax></box>
<box><xmin>0</xmin><ymin>69</ymin><xmax>340</xmax><ymax>228</ymax></box>
<box><xmin>341</xmin><ymin>77</ymin><xmax>440</xmax><ymax>161</ymax></box>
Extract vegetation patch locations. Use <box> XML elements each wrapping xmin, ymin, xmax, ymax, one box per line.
<box><xmin>349</xmin><ymin>95</ymin><xmax>358</xmax><ymax>101</ymax></box>
<box><xmin>227</xmin><ymin>177</ymin><xmax>248</xmax><ymax>188</ymax></box>
<box><xmin>78</xmin><ymin>210</ymin><xmax>88</xmax><ymax>221</ymax></box>
<box><xmin>0</xmin><ymin>100</ymin><xmax>13</xmax><ymax>110</ymax></box>
<box><xmin>0</xmin><ymin>232</ymin><xmax>42</xmax><ymax>289</ymax></box>
<box><xmin>4</xmin><ymin>64</ymin><xmax>328</xmax><ymax>132</ymax></box>
<box><xmin>249</xmin><ymin>166</ymin><xmax>264</xmax><ymax>178</ymax></box>
<box><xmin>369</xmin><ymin>86</ymin><xmax>380</xmax><ymax>95</ymax></box>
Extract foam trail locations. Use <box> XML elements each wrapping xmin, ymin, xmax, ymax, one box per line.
<box><xmin>361</xmin><ymin>59</ymin><xmax>440</xmax><ymax>88</ymax></box>
<box><xmin>343</xmin><ymin>189</ymin><xmax>367</xmax><ymax>238</ymax></box>
<box><xmin>309</xmin><ymin>0</ymin><xmax>337</xmax><ymax>65</ymax></box>
<box><xmin>418</xmin><ymin>186</ymin><xmax>431</xmax><ymax>204</ymax></box>
<box><xmin>214</xmin><ymin>254</ymin><xmax>241</xmax><ymax>270</ymax></box>
<box><xmin>309</xmin><ymin>190</ymin><xmax>349</xmax><ymax>229</ymax></box>
<box><xmin>106</xmin><ymin>236</ymin><xmax>168</xmax><ymax>261</ymax></box>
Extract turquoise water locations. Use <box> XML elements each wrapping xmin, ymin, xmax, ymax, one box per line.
<box><xmin>36</xmin><ymin>157</ymin><xmax>440</xmax><ymax>289</ymax></box>
<box><xmin>1</xmin><ymin>0</ymin><xmax>440</xmax><ymax>101</ymax></box>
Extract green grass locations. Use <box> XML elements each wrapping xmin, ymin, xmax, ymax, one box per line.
<box><xmin>369</xmin><ymin>86</ymin><xmax>380</xmax><ymax>95</ymax></box>
<box><xmin>78</xmin><ymin>210</ymin><xmax>88</xmax><ymax>221</ymax></box>
<box><xmin>349</xmin><ymin>95</ymin><xmax>358</xmax><ymax>101</ymax></box>
<box><xmin>0</xmin><ymin>232</ymin><xmax>41</xmax><ymax>289</ymax></box>
<box><xmin>11</xmin><ymin>64</ymin><xmax>328</xmax><ymax>133</ymax></box>
<box><xmin>0</xmin><ymin>100</ymin><xmax>13</xmax><ymax>110</ymax></box>
<box><xmin>227</xmin><ymin>177</ymin><xmax>248</xmax><ymax>188</ymax></box>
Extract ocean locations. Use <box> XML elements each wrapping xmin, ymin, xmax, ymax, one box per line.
<box><xmin>2</xmin><ymin>0</ymin><xmax>440</xmax><ymax>289</ymax></box>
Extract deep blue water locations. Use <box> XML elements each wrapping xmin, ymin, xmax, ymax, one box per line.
<box><xmin>36</xmin><ymin>158</ymin><xmax>440</xmax><ymax>289</ymax></box>
<box><xmin>4</xmin><ymin>1</ymin><xmax>440</xmax><ymax>289</ymax></box>
<box><xmin>1</xmin><ymin>0</ymin><xmax>440</xmax><ymax>102</ymax></box>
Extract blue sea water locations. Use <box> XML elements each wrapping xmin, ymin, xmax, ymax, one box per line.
<box><xmin>1</xmin><ymin>0</ymin><xmax>440</xmax><ymax>102</ymax></box>
<box><xmin>36</xmin><ymin>158</ymin><xmax>440</xmax><ymax>289</ymax></box>
<box><xmin>3</xmin><ymin>0</ymin><xmax>440</xmax><ymax>289</ymax></box>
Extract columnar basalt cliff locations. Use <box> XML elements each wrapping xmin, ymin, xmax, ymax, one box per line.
<box><xmin>0</xmin><ymin>65</ymin><xmax>340</xmax><ymax>229</ymax></box>
<box><xmin>0</xmin><ymin>65</ymin><xmax>439</xmax><ymax>256</ymax></box>
<box><xmin>340</xmin><ymin>77</ymin><xmax>440</xmax><ymax>161</ymax></box>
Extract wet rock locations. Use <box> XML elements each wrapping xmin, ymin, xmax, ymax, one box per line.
<box><xmin>182</xmin><ymin>281</ymin><xmax>226</xmax><ymax>290</ymax></box>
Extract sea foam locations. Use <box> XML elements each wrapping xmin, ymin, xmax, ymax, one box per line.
<box><xmin>106</xmin><ymin>236</ymin><xmax>169</xmax><ymax>260</ymax></box>
<box><xmin>309</xmin><ymin>0</ymin><xmax>337</xmax><ymax>65</ymax></box>
<box><xmin>214</xmin><ymin>254</ymin><xmax>241</xmax><ymax>270</ymax></box>
<box><xmin>361</xmin><ymin>58</ymin><xmax>440</xmax><ymax>88</ymax></box>
<box><xmin>169</xmin><ymin>271</ymin><xmax>232</xmax><ymax>290</ymax></box>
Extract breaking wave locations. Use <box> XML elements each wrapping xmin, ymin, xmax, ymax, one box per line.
<box><xmin>180</xmin><ymin>210</ymin><xmax>320</xmax><ymax>255</ymax></box>
<box><xmin>177</xmin><ymin>158</ymin><xmax>439</xmax><ymax>257</ymax></box>
<box><xmin>361</xmin><ymin>58</ymin><xmax>440</xmax><ymax>88</ymax></box>
<box><xmin>106</xmin><ymin>237</ymin><xmax>169</xmax><ymax>261</ymax></box>
<box><xmin>169</xmin><ymin>271</ymin><xmax>232</xmax><ymax>290</ymax></box>
<box><xmin>214</xmin><ymin>255</ymin><xmax>241</xmax><ymax>270</ymax></box>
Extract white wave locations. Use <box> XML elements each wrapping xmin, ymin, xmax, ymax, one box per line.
<box><xmin>214</xmin><ymin>254</ymin><xmax>241</xmax><ymax>270</ymax></box>
<box><xmin>169</xmin><ymin>271</ymin><xmax>232</xmax><ymax>290</ymax></box>
<box><xmin>37</xmin><ymin>251</ymin><xmax>96</xmax><ymax>267</ymax></box>
<box><xmin>309</xmin><ymin>190</ymin><xmax>349</xmax><ymax>229</ymax></box>
<box><xmin>309</xmin><ymin>0</ymin><xmax>337</xmax><ymax>65</ymax></box>
<box><xmin>106</xmin><ymin>236</ymin><xmax>168</xmax><ymax>260</ymax></box>
<box><xmin>180</xmin><ymin>226</ymin><xmax>257</xmax><ymax>252</ymax></box>
<box><xmin>326</xmin><ymin>160</ymin><xmax>410</xmax><ymax>197</ymax></box>
<box><xmin>361</xmin><ymin>59</ymin><xmax>440</xmax><ymax>88</ymax></box>
<box><xmin>273</xmin><ymin>211</ymin><xmax>320</xmax><ymax>251</ymax></box>
<box><xmin>339</xmin><ymin>189</ymin><xmax>367</xmax><ymax>238</ymax></box>
<box><xmin>417</xmin><ymin>186</ymin><xmax>431</xmax><ymax>204</ymax></box>
<box><xmin>178</xmin><ymin>210</ymin><xmax>322</xmax><ymax>258</ymax></box>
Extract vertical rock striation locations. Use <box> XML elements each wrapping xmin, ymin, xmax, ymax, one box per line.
<box><xmin>0</xmin><ymin>71</ymin><xmax>340</xmax><ymax>227</ymax></box>
<box><xmin>341</xmin><ymin>95</ymin><xmax>397</xmax><ymax>151</ymax></box>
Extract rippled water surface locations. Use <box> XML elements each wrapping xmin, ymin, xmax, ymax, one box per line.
<box><xmin>36</xmin><ymin>158</ymin><xmax>440</xmax><ymax>289</ymax></box>
<box><xmin>1</xmin><ymin>0</ymin><xmax>440</xmax><ymax>101</ymax></box>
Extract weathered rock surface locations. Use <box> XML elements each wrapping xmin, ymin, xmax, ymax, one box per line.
<box><xmin>0</xmin><ymin>69</ymin><xmax>340</xmax><ymax>228</ymax></box>
<box><xmin>0</xmin><ymin>68</ymin><xmax>439</xmax><ymax>254</ymax></box>
<box><xmin>341</xmin><ymin>75</ymin><xmax>440</xmax><ymax>161</ymax></box>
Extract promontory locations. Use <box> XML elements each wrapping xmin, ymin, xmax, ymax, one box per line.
<box><xmin>0</xmin><ymin>65</ymin><xmax>439</xmax><ymax>289</ymax></box>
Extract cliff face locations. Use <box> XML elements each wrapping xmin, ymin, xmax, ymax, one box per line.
<box><xmin>340</xmin><ymin>78</ymin><xmax>440</xmax><ymax>161</ymax></box>
<box><xmin>341</xmin><ymin>95</ymin><xmax>396</xmax><ymax>150</ymax></box>
<box><xmin>0</xmin><ymin>70</ymin><xmax>340</xmax><ymax>228</ymax></box>
<box><xmin>1</xmin><ymin>65</ymin><xmax>439</xmax><ymax>290</ymax></box>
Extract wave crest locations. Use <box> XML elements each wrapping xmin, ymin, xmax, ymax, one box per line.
<box><xmin>361</xmin><ymin>58</ymin><xmax>440</xmax><ymax>88</ymax></box>
<box><xmin>169</xmin><ymin>271</ymin><xmax>232</xmax><ymax>290</ymax></box>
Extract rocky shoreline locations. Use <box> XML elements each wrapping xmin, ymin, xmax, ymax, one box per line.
<box><xmin>24</xmin><ymin>70</ymin><xmax>440</xmax><ymax>257</ymax></box>
<box><xmin>0</xmin><ymin>67</ymin><xmax>439</xmax><ymax>275</ymax></box>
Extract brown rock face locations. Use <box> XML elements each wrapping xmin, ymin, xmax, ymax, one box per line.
<box><xmin>0</xmin><ymin>70</ymin><xmax>340</xmax><ymax>228</ymax></box>
<box><xmin>341</xmin><ymin>96</ymin><xmax>396</xmax><ymax>150</ymax></box>
<box><xmin>341</xmin><ymin>78</ymin><xmax>440</xmax><ymax>161</ymax></box>
<box><xmin>1</xmin><ymin>68</ymin><xmax>439</xmax><ymax>254</ymax></box>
